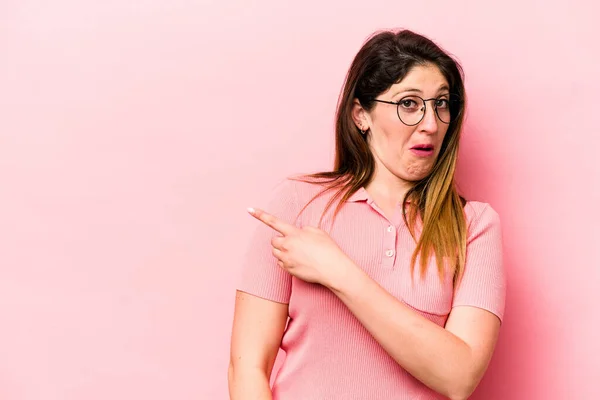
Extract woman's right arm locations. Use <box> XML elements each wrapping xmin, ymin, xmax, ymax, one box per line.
<box><xmin>228</xmin><ymin>290</ymin><xmax>289</xmax><ymax>400</ymax></box>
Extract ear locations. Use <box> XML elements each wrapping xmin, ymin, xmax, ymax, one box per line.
<box><xmin>351</xmin><ymin>99</ymin><xmax>370</xmax><ymax>132</ymax></box>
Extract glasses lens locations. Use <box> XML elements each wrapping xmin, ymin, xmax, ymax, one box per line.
<box><xmin>435</xmin><ymin>94</ymin><xmax>461</xmax><ymax>124</ymax></box>
<box><xmin>396</xmin><ymin>96</ymin><xmax>424</xmax><ymax>126</ymax></box>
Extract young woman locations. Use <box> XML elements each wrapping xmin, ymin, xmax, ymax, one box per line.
<box><xmin>228</xmin><ymin>29</ymin><xmax>506</xmax><ymax>400</ymax></box>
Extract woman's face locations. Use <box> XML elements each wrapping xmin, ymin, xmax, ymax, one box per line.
<box><xmin>355</xmin><ymin>63</ymin><xmax>452</xmax><ymax>182</ymax></box>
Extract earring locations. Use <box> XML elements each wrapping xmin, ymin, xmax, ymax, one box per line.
<box><xmin>360</xmin><ymin>127</ymin><xmax>367</xmax><ymax>135</ymax></box>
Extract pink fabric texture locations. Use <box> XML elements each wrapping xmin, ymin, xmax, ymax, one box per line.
<box><xmin>237</xmin><ymin>177</ymin><xmax>506</xmax><ymax>400</ymax></box>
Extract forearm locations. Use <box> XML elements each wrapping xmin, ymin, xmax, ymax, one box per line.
<box><xmin>228</xmin><ymin>365</ymin><xmax>273</xmax><ymax>400</ymax></box>
<box><xmin>327</xmin><ymin>264</ymin><xmax>475</xmax><ymax>400</ymax></box>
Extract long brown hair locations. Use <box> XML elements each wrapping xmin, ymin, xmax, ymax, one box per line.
<box><xmin>291</xmin><ymin>29</ymin><xmax>468</xmax><ymax>285</ymax></box>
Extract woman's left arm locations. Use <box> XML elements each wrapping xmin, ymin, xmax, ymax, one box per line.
<box><xmin>327</xmin><ymin>264</ymin><xmax>500</xmax><ymax>400</ymax></box>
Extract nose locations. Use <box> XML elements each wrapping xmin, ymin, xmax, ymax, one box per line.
<box><xmin>418</xmin><ymin>101</ymin><xmax>439</xmax><ymax>134</ymax></box>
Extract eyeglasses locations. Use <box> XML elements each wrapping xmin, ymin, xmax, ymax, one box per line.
<box><xmin>371</xmin><ymin>94</ymin><xmax>462</xmax><ymax>126</ymax></box>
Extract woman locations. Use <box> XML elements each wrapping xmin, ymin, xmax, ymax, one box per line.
<box><xmin>228</xmin><ymin>29</ymin><xmax>506</xmax><ymax>400</ymax></box>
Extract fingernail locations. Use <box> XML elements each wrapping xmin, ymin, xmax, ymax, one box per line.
<box><xmin>247</xmin><ymin>207</ymin><xmax>255</xmax><ymax>214</ymax></box>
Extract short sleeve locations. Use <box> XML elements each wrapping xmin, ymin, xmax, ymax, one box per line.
<box><xmin>236</xmin><ymin>178</ymin><xmax>299</xmax><ymax>304</ymax></box>
<box><xmin>452</xmin><ymin>202</ymin><xmax>507</xmax><ymax>322</ymax></box>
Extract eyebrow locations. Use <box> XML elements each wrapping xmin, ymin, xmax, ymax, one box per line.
<box><xmin>392</xmin><ymin>84</ymin><xmax>450</xmax><ymax>97</ymax></box>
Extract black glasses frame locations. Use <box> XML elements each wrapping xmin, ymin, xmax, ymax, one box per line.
<box><xmin>371</xmin><ymin>94</ymin><xmax>462</xmax><ymax>126</ymax></box>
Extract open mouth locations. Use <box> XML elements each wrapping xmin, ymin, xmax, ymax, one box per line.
<box><xmin>411</xmin><ymin>144</ymin><xmax>434</xmax><ymax>151</ymax></box>
<box><xmin>410</xmin><ymin>144</ymin><xmax>435</xmax><ymax>157</ymax></box>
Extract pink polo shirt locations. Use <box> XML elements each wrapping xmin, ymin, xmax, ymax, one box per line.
<box><xmin>237</xmin><ymin>177</ymin><xmax>506</xmax><ymax>400</ymax></box>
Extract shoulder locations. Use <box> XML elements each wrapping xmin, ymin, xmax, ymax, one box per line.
<box><xmin>262</xmin><ymin>174</ymin><xmax>331</xmax><ymax>215</ymax></box>
<box><xmin>463</xmin><ymin>201</ymin><xmax>502</xmax><ymax>242</ymax></box>
<box><xmin>280</xmin><ymin>174</ymin><xmax>337</xmax><ymax>202</ymax></box>
<box><xmin>464</xmin><ymin>201</ymin><xmax>500</xmax><ymax>222</ymax></box>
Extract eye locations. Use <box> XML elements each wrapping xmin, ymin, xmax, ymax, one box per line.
<box><xmin>398</xmin><ymin>97</ymin><xmax>420</xmax><ymax>111</ymax></box>
<box><xmin>435</xmin><ymin>98</ymin><xmax>450</xmax><ymax>109</ymax></box>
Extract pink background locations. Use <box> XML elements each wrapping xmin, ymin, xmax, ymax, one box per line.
<box><xmin>1</xmin><ymin>1</ymin><xmax>599</xmax><ymax>399</ymax></box>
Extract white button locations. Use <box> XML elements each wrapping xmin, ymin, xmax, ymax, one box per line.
<box><xmin>385</xmin><ymin>249</ymin><xmax>395</xmax><ymax>257</ymax></box>
<box><xmin>387</xmin><ymin>225</ymin><xmax>394</xmax><ymax>233</ymax></box>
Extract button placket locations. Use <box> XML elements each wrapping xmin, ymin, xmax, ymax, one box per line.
<box><xmin>382</xmin><ymin>223</ymin><xmax>397</xmax><ymax>269</ymax></box>
<box><xmin>365</xmin><ymin>201</ymin><xmax>398</xmax><ymax>269</ymax></box>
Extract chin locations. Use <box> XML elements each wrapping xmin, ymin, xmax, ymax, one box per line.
<box><xmin>394</xmin><ymin>171</ymin><xmax>428</xmax><ymax>183</ymax></box>
<box><xmin>398</xmin><ymin>165</ymin><xmax>434</xmax><ymax>182</ymax></box>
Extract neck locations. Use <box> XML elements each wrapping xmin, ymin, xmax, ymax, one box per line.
<box><xmin>364</xmin><ymin>161</ymin><xmax>413</xmax><ymax>206</ymax></box>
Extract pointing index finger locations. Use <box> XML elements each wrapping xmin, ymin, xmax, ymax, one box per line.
<box><xmin>247</xmin><ymin>207</ymin><xmax>296</xmax><ymax>236</ymax></box>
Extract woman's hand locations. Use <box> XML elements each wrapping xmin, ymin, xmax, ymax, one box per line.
<box><xmin>247</xmin><ymin>207</ymin><xmax>355</xmax><ymax>288</ymax></box>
